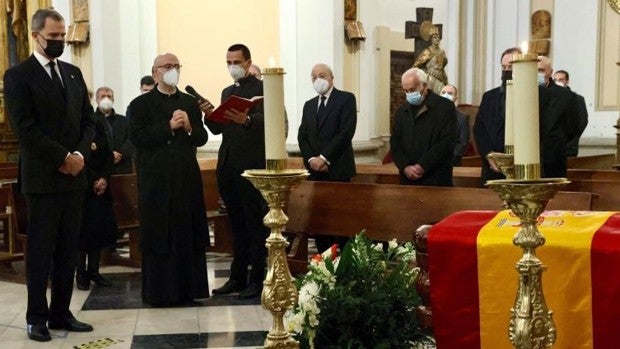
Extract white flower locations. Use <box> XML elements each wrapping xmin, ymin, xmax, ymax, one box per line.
<box><xmin>299</xmin><ymin>282</ymin><xmax>320</xmax><ymax>304</ymax></box>
<box><xmin>372</xmin><ymin>243</ymin><xmax>383</xmax><ymax>252</ymax></box>
<box><xmin>388</xmin><ymin>239</ymin><xmax>398</xmax><ymax>250</ymax></box>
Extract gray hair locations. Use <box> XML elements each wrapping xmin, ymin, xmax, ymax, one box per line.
<box><xmin>31</xmin><ymin>9</ymin><xmax>64</xmax><ymax>32</ymax></box>
<box><xmin>402</xmin><ymin>68</ymin><xmax>427</xmax><ymax>84</ymax></box>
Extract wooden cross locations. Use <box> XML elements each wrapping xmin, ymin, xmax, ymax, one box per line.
<box><xmin>405</xmin><ymin>7</ymin><xmax>443</xmax><ymax>62</ymax></box>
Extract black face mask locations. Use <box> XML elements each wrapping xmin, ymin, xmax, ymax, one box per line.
<box><xmin>39</xmin><ymin>36</ymin><xmax>65</xmax><ymax>58</ymax></box>
<box><xmin>501</xmin><ymin>70</ymin><xmax>512</xmax><ymax>84</ymax></box>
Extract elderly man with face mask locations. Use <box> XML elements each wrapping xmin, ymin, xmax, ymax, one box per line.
<box><xmin>297</xmin><ymin>63</ymin><xmax>357</xmax><ymax>252</ymax></box>
<box><xmin>129</xmin><ymin>52</ymin><xmax>210</xmax><ymax>306</ymax></box>
<box><xmin>95</xmin><ymin>87</ymin><xmax>134</xmax><ymax>174</ymax></box>
<box><xmin>390</xmin><ymin>67</ymin><xmax>457</xmax><ymax>186</ymax></box>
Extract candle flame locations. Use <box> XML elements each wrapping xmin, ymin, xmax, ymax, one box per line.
<box><xmin>521</xmin><ymin>41</ymin><xmax>528</xmax><ymax>54</ymax></box>
<box><xmin>269</xmin><ymin>56</ymin><xmax>276</xmax><ymax>67</ymax></box>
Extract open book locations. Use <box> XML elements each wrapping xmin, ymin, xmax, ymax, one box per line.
<box><xmin>206</xmin><ymin>95</ymin><xmax>264</xmax><ymax>124</ymax></box>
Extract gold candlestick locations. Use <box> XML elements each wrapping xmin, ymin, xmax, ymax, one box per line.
<box><xmin>487</xmin><ymin>178</ymin><xmax>569</xmax><ymax>349</ymax></box>
<box><xmin>242</xmin><ymin>162</ymin><xmax>308</xmax><ymax>349</ymax></box>
<box><xmin>486</xmin><ymin>152</ymin><xmax>515</xmax><ymax>180</ymax></box>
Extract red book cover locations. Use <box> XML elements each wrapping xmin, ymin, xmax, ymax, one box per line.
<box><xmin>206</xmin><ymin>95</ymin><xmax>263</xmax><ymax>124</ymax></box>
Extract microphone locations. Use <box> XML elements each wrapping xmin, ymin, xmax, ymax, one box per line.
<box><xmin>185</xmin><ymin>85</ymin><xmax>205</xmax><ymax>101</ymax></box>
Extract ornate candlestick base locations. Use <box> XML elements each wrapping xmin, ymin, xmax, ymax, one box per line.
<box><xmin>486</xmin><ymin>178</ymin><xmax>569</xmax><ymax>349</ymax></box>
<box><xmin>486</xmin><ymin>152</ymin><xmax>515</xmax><ymax>179</ymax></box>
<box><xmin>242</xmin><ymin>168</ymin><xmax>309</xmax><ymax>349</ymax></box>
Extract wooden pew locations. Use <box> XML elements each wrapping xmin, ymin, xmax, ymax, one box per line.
<box><xmin>284</xmin><ymin>181</ymin><xmax>594</xmax><ymax>274</ymax></box>
<box><xmin>108</xmin><ymin>174</ymin><xmax>141</xmax><ymax>267</ymax></box>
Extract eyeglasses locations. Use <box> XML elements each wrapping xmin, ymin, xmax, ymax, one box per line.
<box><xmin>156</xmin><ymin>64</ymin><xmax>182</xmax><ymax>71</ymax></box>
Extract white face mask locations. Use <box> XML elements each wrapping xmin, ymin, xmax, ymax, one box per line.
<box><xmin>98</xmin><ymin>97</ymin><xmax>114</xmax><ymax>111</ymax></box>
<box><xmin>440</xmin><ymin>92</ymin><xmax>455</xmax><ymax>102</ymax></box>
<box><xmin>229</xmin><ymin>64</ymin><xmax>246</xmax><ymax>81</ymax></box>
<box><xmin>554</xmin><ymin>80</ymin><xmax>566</xmax><ymax>87</ymax></box>
<box><xmin>313</xmin><ymin>78</ymin><xmax>330</xmax><ymax>95</ymax></box>
<box><xmin>162</xmin><ymin>68</ymin><xmax>179</xmax><ymax>87</ymax></box>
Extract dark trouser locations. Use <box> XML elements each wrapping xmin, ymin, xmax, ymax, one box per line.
<box><xmin>25</xmin><ymin>191</ymin><xmax>83</xmax><ymax>325</ymax></box>
<box><xmin>77</xmin><ymin>250</ymin><xmax>101</xmax><ymax>276</ymax></box>
<box><xmin>218</xmin><ymin>166</ymin><xmax>269</xmax><ymax>286</ymax></box>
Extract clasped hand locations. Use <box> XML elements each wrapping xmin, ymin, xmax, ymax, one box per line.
<box><xmin>93</xmin><ymin>177</ymin><xmax>107</xmax><ymax>195</ymax></box>
<box><xmin>169</xmin><ymin>109</ymin><xmax>192</xmax><ymax>132</ymax></box>
<box><xmin>404</xmin><ymin>164</ymin><xmax>424</xmax><ymax>180</ymax></box>
<box><xmin>58</xmin><ymin>153</ymin><xmax>84</xmax><ymax>176</ymax></box>
<box><xmin>309</xmin><ymin>157</ymin><xmax>328</xmax><ymax>172</ymax></box>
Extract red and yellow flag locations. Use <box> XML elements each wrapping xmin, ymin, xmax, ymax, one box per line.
<box><xmin>428</xmin><ymin>210</ymin><xmax>620</xmax><ymax>349</ymax></box>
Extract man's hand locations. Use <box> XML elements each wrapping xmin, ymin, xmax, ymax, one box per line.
<box><xmin>487</xmin><ymin>152</ymin><xmax>502</xmax><ymax>173</ymax></box>
<box><xmin>198</xmin><ymin>99</ymin><xmax>214</xmax><ymax>116</ymax></box>
<box><xmin>113</xmin><ymin>151</ymin><xmax>122</xmax><ymax>164</ymax></box>
<box><xmin>309</xmin><ymin>157</ymin><xmax>328</xmax><ymax>172</ymax></box>
<box><xmin>93</xmin><ymin>177</ymin><xmax>107</xmax><ymax>195</ymax></box>
<box><xmin>169</xmin><ymin>109</ymin><xmax>188</xmax><ymax>131</ymax></box>
<box><xmin>58</xmin><ymin>153</ymin><xmax>84</xmax><ymax>176</ymax></box>
<box><xmin>404</xmin><ymin>164</ymin><xmax>424</xmax><ymax>180</ymax></box>
<box><xmin>224</xmin><ymin>108</ymin><xmax>250</xmax><ymax>124</ymax></box>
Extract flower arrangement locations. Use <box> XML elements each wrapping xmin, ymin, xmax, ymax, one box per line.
<box><xmin>286</xmin><ymin>233</ymin><xmax>435</xmax><ymax>349</ymax></box>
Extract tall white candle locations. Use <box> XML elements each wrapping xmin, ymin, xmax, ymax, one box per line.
<box><xmin>504</xmin><ymin>80</ymin><xmax>514</xmax><ymax>154</ymax></box>
<box><xmin>262</xmin><ymin>67</ymin><xmax>287</xmax><ymax>161</ymax></box>
<box><xmin>512</xmin><ymin>48</ymin><xmax>541</xmax><ymax>179</ymax></box>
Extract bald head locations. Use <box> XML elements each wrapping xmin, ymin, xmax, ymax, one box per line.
<box><xmin>537</xmin><ymin>55</ymin><xmax>552</xmax><ymax>86</ymax></box>
<box><xmin>151</xmin><ymin>53</ymin><xmax>180</xmax><ymax>89</ymax></box>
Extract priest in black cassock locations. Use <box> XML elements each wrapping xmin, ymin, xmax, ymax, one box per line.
<box><xmin>129</xmin><ymin>53</ymin><xmax>210</xmax><ymax>306</ymax></box>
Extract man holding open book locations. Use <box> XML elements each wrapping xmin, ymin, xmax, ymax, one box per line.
<box><xmin>201</xmin><ymin>44</ymin><xmax>269</xmax><ymax>300</ymax></box>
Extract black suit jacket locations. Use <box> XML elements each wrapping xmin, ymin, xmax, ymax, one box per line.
<box><xmin>473</xmin><ymin>86</ymin><xmax>506</xmax><ymax>183</ymax></box>
<box><xmin>96</xmin><ymin>109</ymin><xmax>134</xmax><ymax>174</ymax></box>
<box><xmin>205</xmin><ymin>75</ymin><xmax>265</xmax><ymax>173</ymax></box>
<box><xmin>298</xmin><ymin>88</ymin><xmax>357</xmax><ymax>180</ymax></box>
<box><xmin>474</xmin><ymin>83</ymin><xmax>581</xmax><ymax>183</ymax></box>
<box><xmin>3</xmin><ymin>55</ymin><xmax>94</xmax><ymax>194</ymax></box>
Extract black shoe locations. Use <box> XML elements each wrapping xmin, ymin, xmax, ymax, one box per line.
<box><xmin>27</xmin><ymin>324</ymin><xmax>51</xmax><ymax>342</ymax></box>
<box><xmin>212</xmin><ymin>280</ymin><xmax>245</xmax><ymax>295</ymax></box>
<box><xmin>48</xmin><ymin>315</ymin><xmax>93</xmax><ymax>332</ymax></box>
<box><xmin>90</xmin><ymin>273</ymin><xmax>113</xmax><ymax>287</ymax></box>
<box><xmin>238</xmin><ymin>283</ymin><xmax>263</xmax><ymax>299</ymax></box>
<box><xmin>76</xmin><ymin>273</ymin><xmax>90</xmax><ymax>291</ymax></box>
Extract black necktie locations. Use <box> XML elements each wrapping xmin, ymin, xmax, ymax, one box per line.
<box><xmin>317</xmin><ymin>95</ymin><xmax>327</xmax><ymax>126</ymax></box>
<box><xmin>48</xmin><ymin>61</ymin><xmax>65</xmax><ymax>98</ymax></box>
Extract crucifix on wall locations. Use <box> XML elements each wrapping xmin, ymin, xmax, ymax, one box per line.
<box><xmin>405</xmin><ymin>7</ymin><xmax>443</xmax><ymax>63</ymax></box>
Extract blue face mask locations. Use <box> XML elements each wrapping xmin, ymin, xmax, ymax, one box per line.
<box><xmin>406</xmin><ymin>91</ymin><xmax>423</xmax><ymax>106</ymax></box>
<box><xmin>537</xmin><ymin>72</ymin><xmax>546</xmax><ymax>86</ymax></box>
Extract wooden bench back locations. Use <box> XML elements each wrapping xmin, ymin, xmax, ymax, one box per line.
<box><xmin>285</xmin><ymin>181</ymin><xmax>593</xmax><ymax>243</ymax></box>
<box><xmin>109</xmin><ymin>174</ymin><xmax>139</xmax><ymax>229</ymax></box>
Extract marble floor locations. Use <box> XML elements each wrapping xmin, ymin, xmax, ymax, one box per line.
<box><xmin>0</xmin><ymin>253</ymin><xmax>273</xmax><ymax>349</ymax></box>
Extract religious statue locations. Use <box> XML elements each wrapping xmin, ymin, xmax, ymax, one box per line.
<box><xmin>412</xmin><ymin>26</ymin><xmax>448</xmax><ymax>94</ymax></box>
<box><xmin>531</xmin><ymin>10</ymin><xmax>551</xmax><ymax>39</ymax></box>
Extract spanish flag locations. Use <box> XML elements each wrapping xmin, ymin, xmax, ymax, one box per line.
<box><xmin>428</xmin><ymin>210</ymin><xmax>620</xmax><ymax>349</ymax></box>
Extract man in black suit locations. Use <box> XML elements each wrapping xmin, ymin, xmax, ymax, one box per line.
<box><xmin>202</xmin><ymin>44</ymin><xmax>268</xmax><ymax>299</ymax></box>
<box><xmin>3</xmin><ymin>9</ymin><xmax>95</xmax><ymax>342</ymax></box>
<box><xmin>298</xmin><ymin>63</ymin><xmax>357</xmax><ymax>252</ymax></box>
<box><xmin>553</xmin><ymin>69</ymin><xmax>588</xmax><ymax>157</ymax></box>
<box><xmin>390</xmin><ymin>68</ymin><xmax>457</xmax><ymax>186</ymax></box>
<box><xmin>95</xmin><ymin>87</ymin><xmax>133</xmax><ymax>174</ymax></box>
<box><xmin>439</xmin><ymin>84</ymin><xmax>470</xmax><ymax>166</ymax></box>
<box><xmin>298</xmin><ymin>63</ymin><xmax>357</xmax><ymax>182</ymax></box>
<box><xmin>473</xmin><ymin>47</ymin><xmax>522</xmax><ymax>184</ymax></box>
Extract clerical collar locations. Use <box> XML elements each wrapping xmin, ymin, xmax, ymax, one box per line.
<box><xmin>156</xmin><ymin>83</ymin><xmax>178</xmax><ymax>96</ymax></box>
<box><xmin>235</xmin><ymin>74</ymin><xmax>257</xmax><ymax>86</ymax></box>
